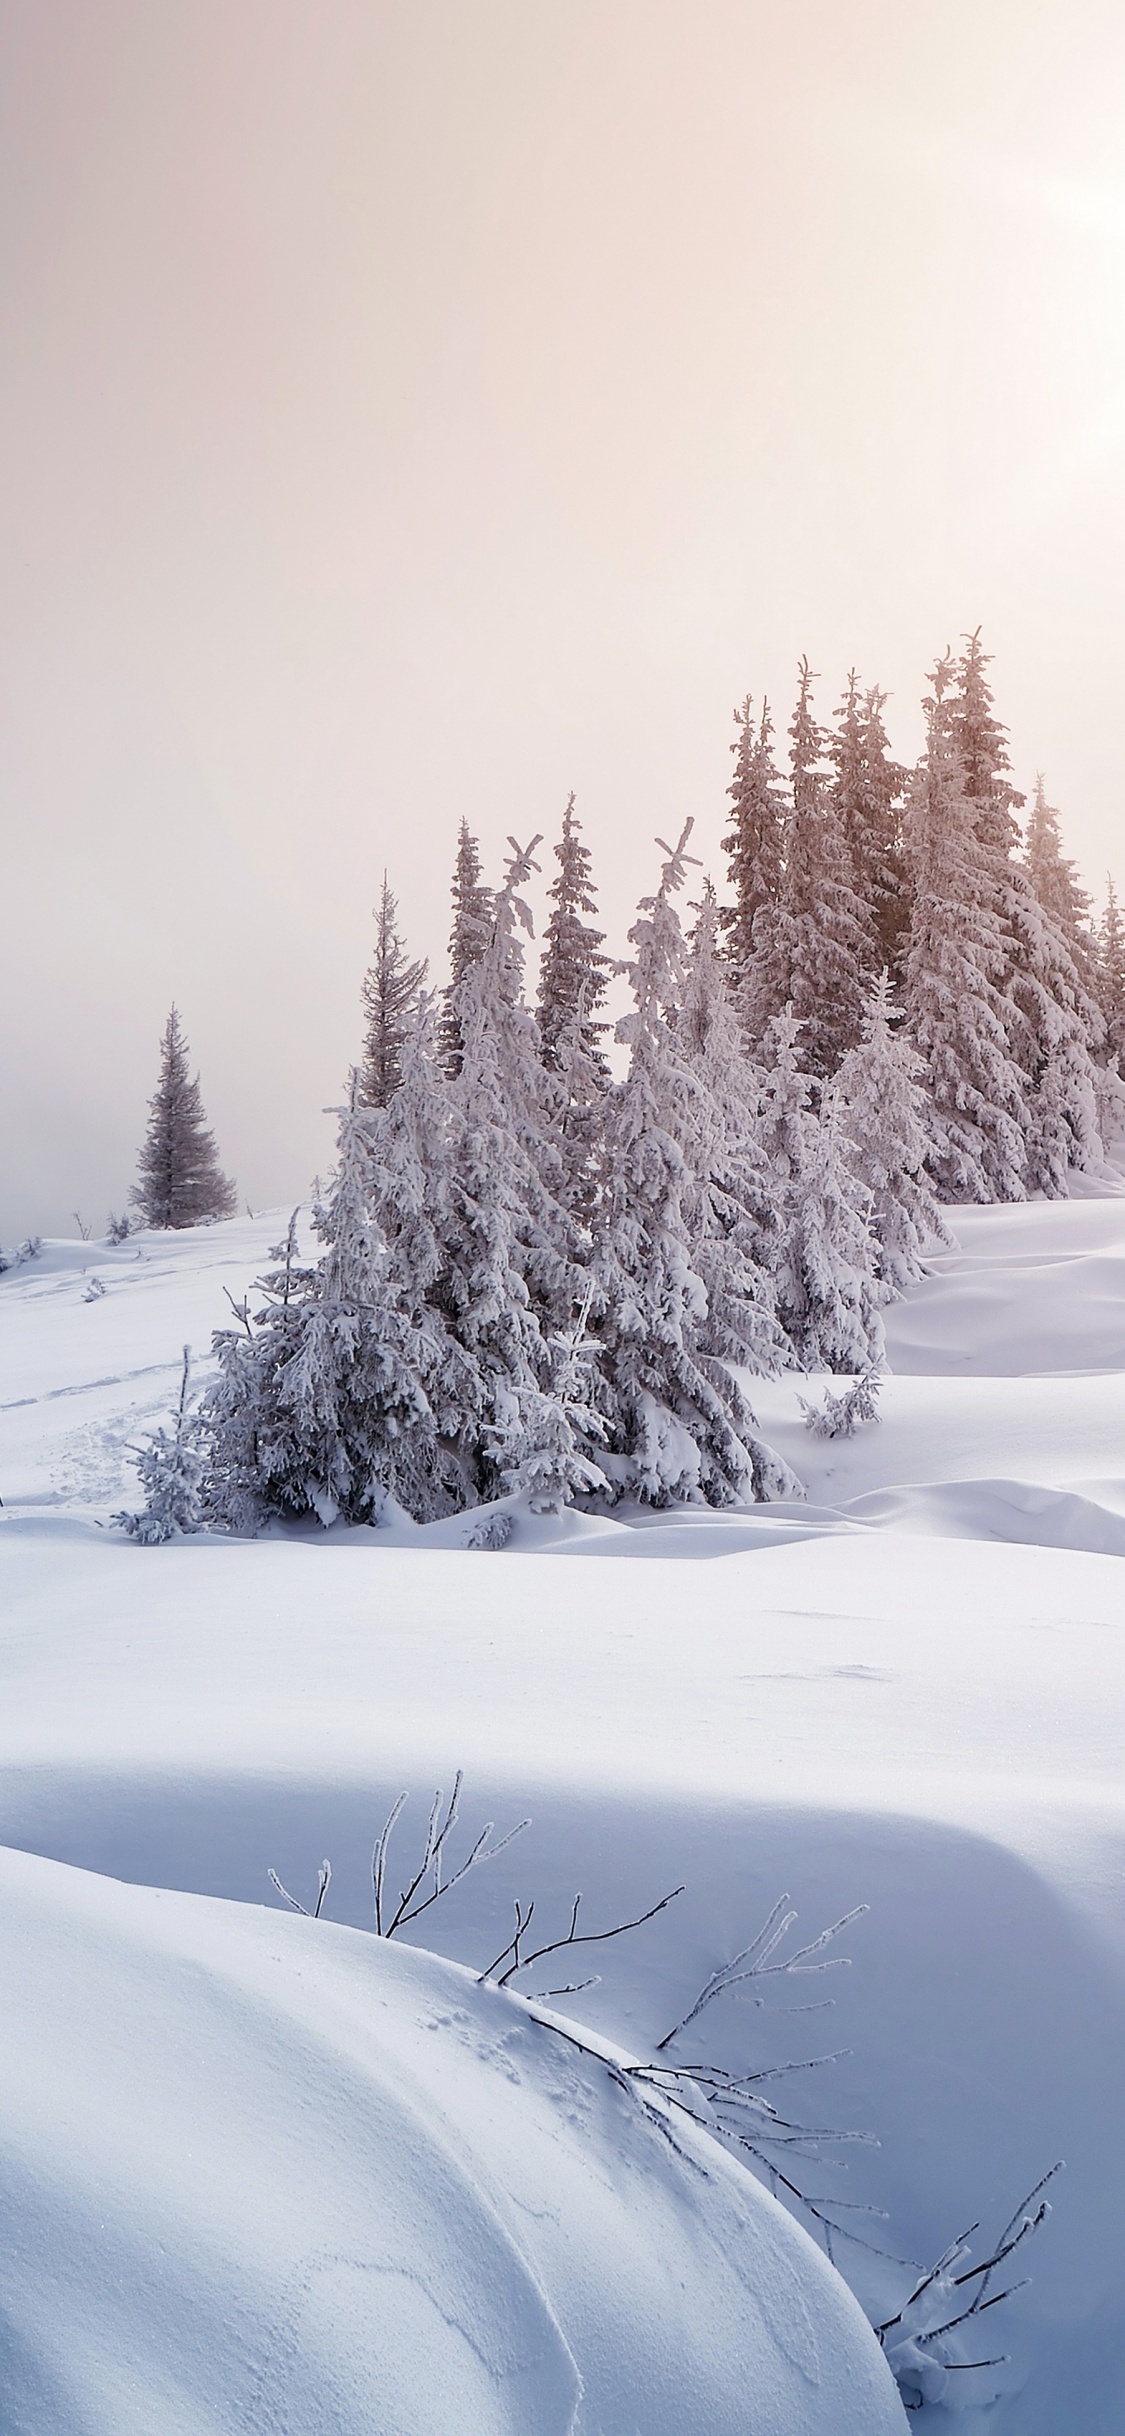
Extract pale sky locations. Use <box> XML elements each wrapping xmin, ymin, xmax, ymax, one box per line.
<box><xmin>3</xmin><ymin>0</ymin><xmax>1125</xmax><ymax>1239</ymax></box>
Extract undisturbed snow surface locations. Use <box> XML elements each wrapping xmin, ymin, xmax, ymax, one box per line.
<box><xmin>3</xmin><ymin>1195</ymin><xmax>1125</xmax><ymax>2430</ymax></box>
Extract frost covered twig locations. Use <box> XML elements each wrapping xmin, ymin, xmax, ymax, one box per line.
<box><xmin>268</xmin><ymin>1858</ymin><xmax>332</xmax><ymax>1919</ymax></box>
<box><xmin>372</xmin><ymin>1771</ymin><xmax>531</xmax><ymax>1936</ymax></box>
<box><xmin>479</xmin><ymin>1882</ymin><xmax>684</xmax><ymax>1990</ymax></box>
<box><xmin>656</xmin><ymin>1892</ymin><xmax>867</xmax><ymax>2050</ymax></box>
<box><xmin>874</xmin><ymin>2165</ymin><xmax>1063</xmax><ymax>2411</ymax></box>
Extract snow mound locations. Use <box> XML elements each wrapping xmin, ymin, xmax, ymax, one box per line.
<box><xmin>0</xmin><ymin>1846</ymin><xmax>905</xmax><ymax>2436</ymax></box>
<box><xmin>885</xmin><ymin>1197</ymin><xmax>1125</xmax><ymax>1375</ymax></box>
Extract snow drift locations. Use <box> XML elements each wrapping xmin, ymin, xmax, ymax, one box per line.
<box><xmin>0</xmin><ymin>1845</ymin><xmax>905</xmax><ymax>2435</ymax></box>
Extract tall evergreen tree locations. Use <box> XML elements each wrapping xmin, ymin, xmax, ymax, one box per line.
<box><xmin>834</xmin><ymin>974</ymin><xmax>949</xmax><ymax>1298</ymax></box>
<box><xmin>743</xmin><ymin>661</ymin><xmax>870</xmax><ymax>1076</ymax></box>
<box><xmin>1099</xmin><ymin>878</ymin><xmax>1125</xmax><ymax>1070</ymax></box>
<box><xmin>590</xmin><ymin>828</ymin><xmax>797</xmax><ymax>1507</ymax></box>
<box><xmin>679</xmin><ymin>882</ymin><xmax>784</xmax><ymax>1378</ymax></box>
<box><xmin>536</xmin><ymin>794</ymin><xmax>612</xmax><ymax>1232</ymax></box>
<box><xmin>720</xmin><ymin>696</ymin><xmax>787</xmax><ymax>983</ymax></box>
<box><xmin>444</xmin><ymin>837</ymin><xmax>600</xmax><ymax>1503</ymax></box>
<box><xmin>359</xmin><ymin>875</ymin><xmax>428</xmax><ymax>1108</ymax></box>
<box><xmin>951</xmin><ymin>642</ymin><xmax>1104</xmax><ymax>1189</ymax></box>
<box><xmin>755</xmin><ymin>1009</ymin><xmax>884</xmax><ymax>1372</ymax></box>
<box><xmin>828</xmin><ymin>674</ymin><xmax>909</xmax><ymax>977</ymax></box>
<box><xmin>537</xmin><ymin>794</ymin><xmax>611</xmax><ymax>1077</ymax></box>
<box><xmin>131</xmin><ymin>1008</ymin><xmax>237</xmax><ymax>1229</ymax></box>
<box><xmin>1024</xmin><ymin>776</ymin><xmax>1094</xmax><ymax>951</ymax></box>
<box><xmin>438</xmin><ymin>820</ymin><xmax>494</xmax><ymax>1077</ymax></box>
<box><xmin>903</xmin><ymin>658</ymin><xmax>1030</xmax><ymax>1202</ymax></box>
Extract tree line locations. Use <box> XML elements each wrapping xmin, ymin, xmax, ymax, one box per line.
<box><xmin>127</xmin><ymin>633</ymin><xmax>1125</xmax><ymax>1531</ymax></box>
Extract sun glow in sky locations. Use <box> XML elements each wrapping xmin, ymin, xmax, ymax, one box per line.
<box><xmin>2</xmin><ymin>0</ymin><xmax>1125</xmax><ymax>1235</ymax></box>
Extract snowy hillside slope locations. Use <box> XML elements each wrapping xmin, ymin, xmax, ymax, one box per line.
<box><xmin>2</xmin><ymin>1198</ymin><xmax>1125</xmax><ymax>2428</ymax></box>
<box><xmin>2</xmin><ymin>1845</ymin><xmax>906</xmax><ymax>2436</ymax></box>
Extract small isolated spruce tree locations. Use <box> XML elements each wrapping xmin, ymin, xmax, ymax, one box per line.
<box><xmin>132</xmin><ymin>1007</ymin><xmax>237</xmax><ymax>1228</ymax></box>
<box><xmin>359</xmin><ymin>875</ymin><xmax>428</xmax><ymax>1108</ymax></box>
<box><xmin>115</xmin><ymin>1346</ymin><xmax>206</xmax><ymax>1543</ymax></box>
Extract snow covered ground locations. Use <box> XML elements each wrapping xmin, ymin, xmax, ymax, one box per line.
<box><xmin>3</xmin><ymin>1197</ymin><xmax>1125</xmax><ymax>2429</ymax></box>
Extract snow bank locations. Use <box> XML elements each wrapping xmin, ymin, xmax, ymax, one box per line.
<box><xmin>0</xmin><ymin>1844</ymin><xmax>904</xmax><ymax>2435</ymax></box>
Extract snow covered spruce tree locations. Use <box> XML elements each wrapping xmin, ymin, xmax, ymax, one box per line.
<box><xmin>903</xmin><ymin>658</ymin><xmax>1032</xmax><ymax>1202</ymax></box>
<box><xmin>755</xmin><ymin>1008</ymin><xmax>884</xmax><ymax>1372</ymax></box>
<box><xmin>438</xmin><ymin>820</ymin><xmax>494</xmax><ymax>1078</ymax></box>
<box><xmin>442</xmin><ymin>836</ymin><xmax>606</xmax><ymax>1508</ymax></box>
<box><xmin>206</xmin><ymin>1095</ymin><xmax>464</xmax><ymax>1531</ymax></box>
<box><xmin>743</xmin><ymin>661</ymin><xmax>871</xmax><ymax>1077</ymax></box>
<box><xmin>589</xmin><ymin>826</ymin><xmax>797</xmax><ymax>1507</ymax></box>
<box><xmin>1099</xmin><ymin>878</ymin><xmax>1125</xmax><ymax>1071</ymax></box>
<box><xmin>834</xmin><ymin>973</ymin><xmax>949</xmax><ymax>1298</ymax></box>
<box><xmin>131</xmin><ymin>1008</ymin><xmax>237</xmax><ymax>1229</ymax></box>
<box><xmin>536</xmin><ymin>795</ymin><xmax>612</xmax><ymax>1222</ymax></box>
<box><xmin>359</xmin><ymin>875</ymin><xmax>428</xmax><ymax>1108</ymax></box>
<box><xmin>953</xmin><ymin>633</ymin><xmax>1103</xmax><ymax>1194</ymax></box>
<box><xmin>720</xmin><ymin>695</ymin><xmax>787</xmax><ymax>987</ymax></box>
<box><xmin>828</xmin><ymin>673</ymin><xmax>909</xmax><ymax>978</ymax></box>
<box><xmin>115</xmin><ymin>1347</ymin><xmax>206</xmax><ymax>1543</ymax></box>
<box><xmin>679</xmin><ymin>880</ymin><xmax>785</xmax><ymax>1375</ymax></box>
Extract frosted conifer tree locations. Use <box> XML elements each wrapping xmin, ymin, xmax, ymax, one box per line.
<box><xmin>720</xmin><ymin>696</ymin><xmax>787</xmax><ymax>985</ymax></box>
<box><xmin>445</xmin><ymin>838</ymin><xmax>601</xmax><ymax>1506</ymax></box>
<box><xmin>206</xmin><ymin>1100</ymin><xmax>459</xmax><ymax>1530</ymax></box>
<box><xmin>952</xmin><ymin>642</ymin><xmax>1102</xmax><ymax>1190</ymax></box>
<box><xmin>1025</xmin><ymin>777</ymin><xmax>1094</xmax><ymax>953</ymax></box>
<box><xmin>536</xmin><ymin>795</ymin><xmax>612</xmax><ymax>1224</ymax></box>
<box><xmin>359</xmin><ymin>875</ymin><xmax>428</xmax><ymax>1107</ymax></box>
<box><xmin>834</xmin><ymin>975</ymin><xmax>949</xmax><ymax>1298</ymax></box>
<box><xmin>131</xmin><ymin>1008</ymin><xmax>237</xmax><ymax>1229</ymax></box>
<box><xmin>590</xmin><ymin>828</ymin><xmax>797</xmax><ymax>1506</ymax></box>
<box><xmin>115</xmin><ymin>1347</ymin><xmax>206</xmax><ymax>1543</ymax></box>
<box><xmin>537</xmin><ymin>794</ymin><xmax>611</xmax><ymax>1078</ymax></box>
<box><xmin>680</xmin><ymin>881</ymin><xmax>784</xmax><ymax>1375</ymax></box>
<box><xmin>903</xmin><ymin>658</ymin><xmax>1031</xmax><ymax>1202</ymax></box>
<box><xmin>1099</xmin><ymin>878</ymin><xmax>1125</xmax><ymax>1070</ymax></box>
<box><xmin>438</xmin><ymin>820</ymin><xmax>494</xmax><ymax>1077</ymax></box>
<box><xmin>743</xmin><ymin>661</ymin><xmax>870</xmax><ymax>1075</ymax></box>
<box><xmin>828</xmin><ymin>674</ymin><xmax>908</xmax><ymax>977</ymax></box>
<box><xmin>755</xmin><ymin>1010</ymin><xmax>884</xmax><ymax>1372</ymax></box>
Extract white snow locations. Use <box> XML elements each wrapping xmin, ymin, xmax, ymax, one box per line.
<box><xmin>3</xmin><ymin>1844</ymin><xmax>901</xmax><ymax>2435</ymax></box>
<box><xmin>3</xmin><ymin>1193</ymin><xmax>1125</xmax><ymax>2427</ymax></box>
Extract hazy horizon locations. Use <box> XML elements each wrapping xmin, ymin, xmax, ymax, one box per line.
<box><xmin>3</xmin><ymin>0</ymin><xmax>1125</xmax><ymax>1240</ymax></box>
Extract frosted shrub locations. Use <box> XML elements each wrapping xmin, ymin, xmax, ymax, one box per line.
<box><xmin>798</xmin><ymin>1369</ymin><xmax>882</xmax><ymax>1439</ymax></box>
<box><xmin>115</xmin><ymin>1347</ymin><xmax>206</xmax><ymax>1544</ymax></box>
